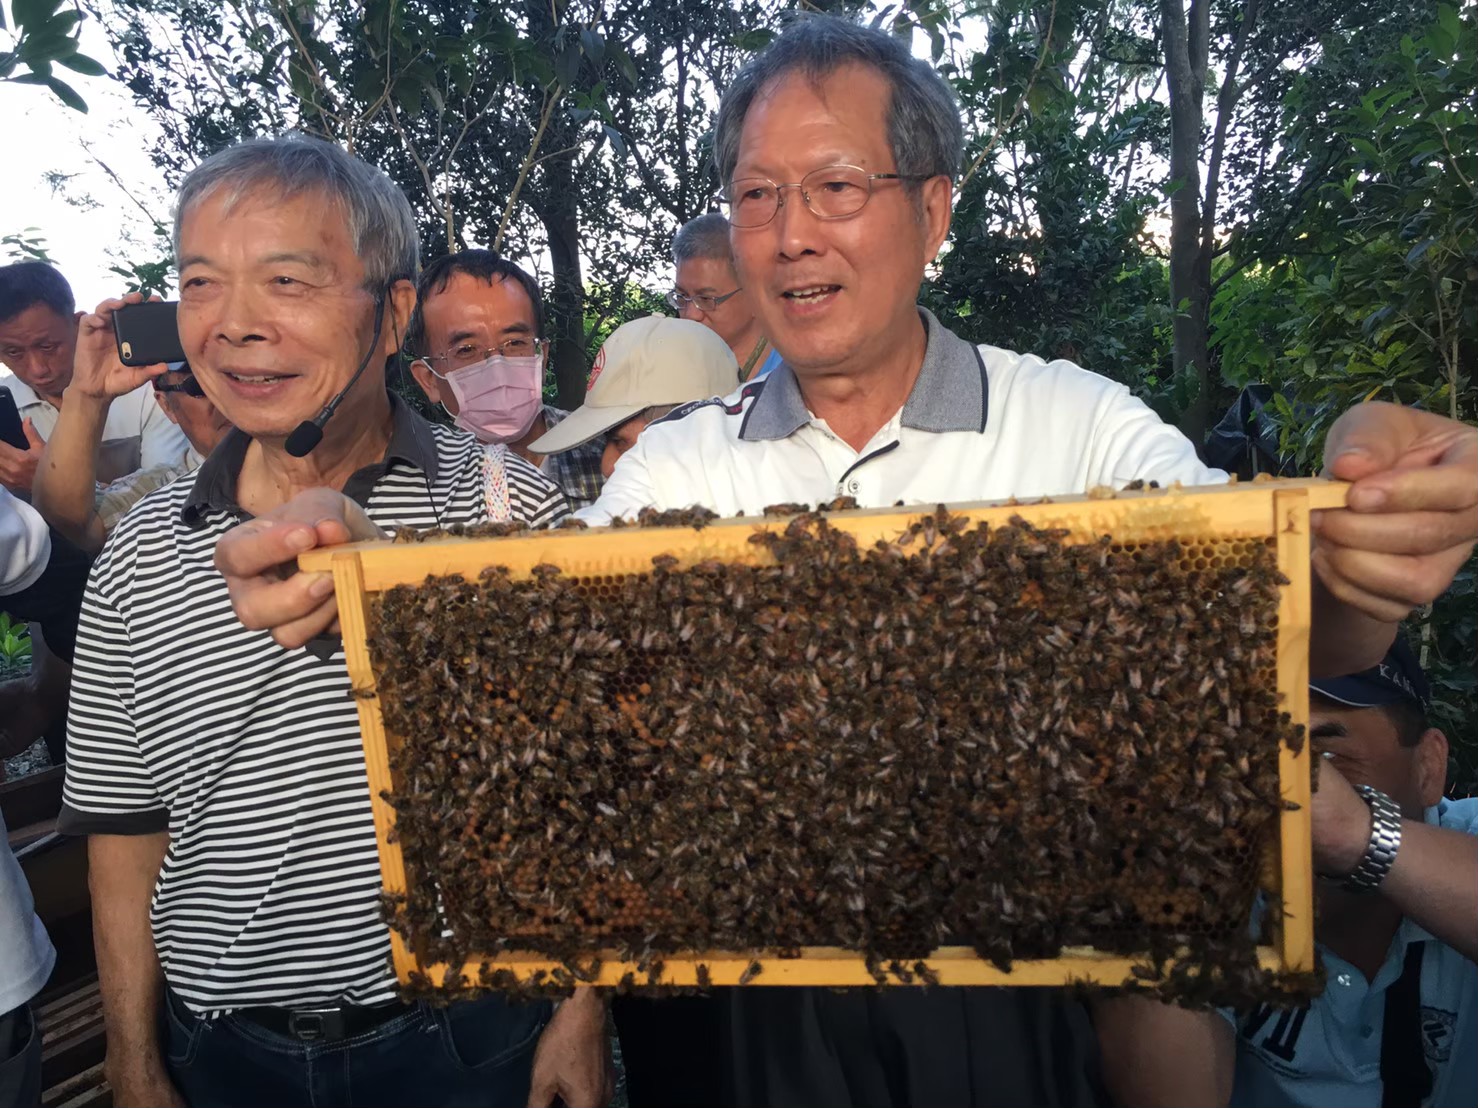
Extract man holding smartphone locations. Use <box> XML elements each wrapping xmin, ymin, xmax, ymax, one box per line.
<box><xmin>0</xmin><ymin>262</ymin><xmax>187</xmax><ymax>496</ymax></box>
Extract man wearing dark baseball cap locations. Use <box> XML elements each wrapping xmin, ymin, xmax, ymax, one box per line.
<box><xmin>1102</xmin><ymin>637</ymin><xmax>1478</xmax><ymax>1107</ymax></box>
<box><xmin>1310</xmin><ymin>633</ymin><xmax>1433</xmax><ymax>717</ymax></box>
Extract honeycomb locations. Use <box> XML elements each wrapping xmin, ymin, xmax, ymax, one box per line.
<box><xmin>367</xmin><ymin>506</ymin><xmax>1319</xmax><ymax>1006</ymax></box>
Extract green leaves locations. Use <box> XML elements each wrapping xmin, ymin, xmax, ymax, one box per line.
<box><xmin>1</xmin><ymin>228</ymin><xmax>51</xmax><ymax>261</ymax></box>
<box><xmin>0</xmin><ymin>612</ymin><xmax>32</xmax><ymax>666</ymax></box>
<box><xmin>1</xmin><ymin>0</ymin><xmax>105</xmax><ymax>110</ymax></box>
<box><xmin>57</xmin><ymin>49</ymin><xmax>103</xmax><ymax>74</ymax></box>
<box><xmin>42</xmin><ymin>70</ymin><xmax>80</xmax><ymax>107</ymax></box>
<box><xmin>1214</xmin><ymin>2</ymin><xmax>1477</xmax><ymax>790</ymax></box>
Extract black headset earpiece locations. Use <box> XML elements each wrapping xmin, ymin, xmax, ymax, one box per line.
<box><xmin>285</xmin><ymin>292</ymin><xmax>390</xmax><ymax>458</ymax></box>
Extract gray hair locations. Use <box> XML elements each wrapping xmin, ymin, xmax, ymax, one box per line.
<box><xmin>172</xmin><ymin>133</ymin><xmax>420</xmax><ymax>290</ymax></box>
<box><xmin>672</xmin><ymin>213</ymin><xmax>734</xmax><ymax>267</ymax></box>
<box><xmin>713</xmin><ymin>16</ymin><xmax>964</xmax><ymax>190</ymax></box>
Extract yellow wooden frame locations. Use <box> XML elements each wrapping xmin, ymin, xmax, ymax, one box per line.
<box><xmin>304</xmin><ymin>478</ymin><xmax>1347</xmax><ymax>988</ymax></box>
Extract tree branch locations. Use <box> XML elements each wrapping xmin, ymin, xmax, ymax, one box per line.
<box><xmin>82</xmin><ymin>142</ymin><xmax>167</xmax><ymax>233</ymax></box>
<box><xmin>1199</xmin><ymin>0</ymin><xmax>1260</xmax><ymax>263</ymax></box>
<box><xmin>269</xmin><ymin>0</ymin><xmax>339</xmax><ymax>138</ymax></box>
<box><xmin>493</xmin><ymin>82</ymin><xmax>564</xmax><ymax>254</ymax></box>
<box><xmin>1209</xmin><ymin>149</ymin><xmax>1336</xmax><ymax>292</ymax></box>
<box><xmin>958</xmin><ymin>0</ymin><xmax>1057</xmax><ymax>193</ymax></box>
<box><xmin>386</xmin><ymin>97</ymin><xmax>455</xmax><ymax>248</ymax></box>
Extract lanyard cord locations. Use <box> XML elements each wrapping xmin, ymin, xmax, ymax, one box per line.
<box><xmin>1380</xmin><ymin>941</ymin><xmax>1432</xmax><ymax>1108</ymax></box>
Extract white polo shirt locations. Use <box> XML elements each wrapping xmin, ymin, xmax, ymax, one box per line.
<box><xmin>0</xmin><ymin>371</ymin><xmax>188</xmax><ymax>484</ymax></box>
<box><xmin>579</xmin><ymin>307</ymin><xmax>1223</xmax><ymax>522</ymax></box>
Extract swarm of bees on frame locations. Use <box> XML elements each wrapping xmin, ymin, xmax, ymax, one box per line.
<box><xmin>370</xmin><ymin>499</ymin><xmax>1322</xmax><ymax>1008</ymax></box>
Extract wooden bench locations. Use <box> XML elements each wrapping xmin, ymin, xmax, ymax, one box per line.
<box><xmin>35</xmin><ymin>976</ymin><xmax>109</xmax><ymax>1108</ymax></box>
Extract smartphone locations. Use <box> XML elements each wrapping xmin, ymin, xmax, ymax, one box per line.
<box><xmin>114</xmin><ymin>301</ymin><xmax>186</xmax><ymax>366</ymax></box>
<box><xmin>0</xmin><ymin>386</ymin><xmax>28</xmax><ymax>450</ymax></box>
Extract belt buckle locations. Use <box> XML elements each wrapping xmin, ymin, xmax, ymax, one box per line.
<box><xmin>287</xmin><ymin>1006</ymin><xmax>344</xmax><ymax>1042</ymax></box>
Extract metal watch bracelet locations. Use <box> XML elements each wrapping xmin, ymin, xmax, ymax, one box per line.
<box><xmin>1341</xmin><ymin>784</ymin><xmax>1403</xmax><ymax>894</ymax></box>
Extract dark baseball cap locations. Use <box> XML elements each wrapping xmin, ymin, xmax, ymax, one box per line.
<box><xmin>1311</xmin><ymin>635</ymin><xmax>1430</xmax><ymax>712</ymax></box>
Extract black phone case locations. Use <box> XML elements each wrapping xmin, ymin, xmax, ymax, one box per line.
<box><xmin>114</xmin><ymin>301</ymin><xmax>186</xmax><ymax>367</ymax></box>
<box><xmin>0</xmin><ymin>386</ymin><xmax>29</xmax><ymax>450</ymax></box>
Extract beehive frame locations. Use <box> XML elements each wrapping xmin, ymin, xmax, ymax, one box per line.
<box><xmin>303</xmin><ymin>478</ymin><xmax>1347</xmax><ymax>988</ymax></box>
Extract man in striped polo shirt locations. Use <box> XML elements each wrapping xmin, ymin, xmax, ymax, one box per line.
<box><xmin>58</xmin><ymin>135</ymin><xmax>610</xmax><ymax>1108</ymax></box>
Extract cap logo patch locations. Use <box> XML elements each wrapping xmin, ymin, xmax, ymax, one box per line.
<box><xmin>586</xmin><ymin>347</ymin><xmax>607</xmax><ymax>392</ymax></box>
<box><xmin>1376</xmin><ymin>663</ymin><xmax>1419</xmax><ymax>702</ymax></box>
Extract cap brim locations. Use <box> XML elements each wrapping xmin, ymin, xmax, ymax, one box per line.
<box><xmin>1310</xmin><ymin>677</ymin><xmax>1404</xmax><ymax>710</ymax></box>
<box><xmin>528</xmin><ymin>404</ymin><xmax>646</xmax><ymax>454</ymax></box>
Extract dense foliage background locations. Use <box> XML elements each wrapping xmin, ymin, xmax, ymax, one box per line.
<box><xmin>5</xmin><ymin>0</ymin><xmax>1475</xmax><ymax>787</ymax></box>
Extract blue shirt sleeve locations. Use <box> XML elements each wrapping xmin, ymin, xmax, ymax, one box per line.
<box><xmin>1433</xmin><ymin>796</ymin><xmax>1478</xmax><ymax>835</ymax></box>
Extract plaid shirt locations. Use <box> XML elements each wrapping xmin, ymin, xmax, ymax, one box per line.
<box><xmin>539</xmin><ymin>405</ymin><xmax>605</xmax><ymax>509</ymax></box>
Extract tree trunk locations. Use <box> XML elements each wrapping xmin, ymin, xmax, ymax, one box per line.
<box><xmin>540</xmin><ymin>145</ymin><xmax>588</xmax><ymax>412</ymax></box>
<box><xmin>1161</xmin><ymin>0</ymin><xmax>1213</xmax><ymax>445</ymax></box>
<box><xmin>524</xmin><ymin>0</ymin><xmax>587</xmax><ymax>412</ymax></box>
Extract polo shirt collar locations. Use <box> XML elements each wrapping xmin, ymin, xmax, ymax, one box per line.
<box><xmin>181</xmin><ymin>394</ymin><xmax>440</xmax><ymax>527</ymax></box>
<box><xmin>2</xmin><ymin>374</ymin><xmax>46</xmax><ymax>409</ymax></box>
<box><xmin>737</xmin><ymin>307</ymin><xmax>989</xmax><ymax>442</ymax></box>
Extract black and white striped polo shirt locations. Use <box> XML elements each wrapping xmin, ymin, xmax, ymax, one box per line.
<box><xmin>59</xmin><ymin>399</ymin><xmax>567</xmax><ymax>1014</ymax></box>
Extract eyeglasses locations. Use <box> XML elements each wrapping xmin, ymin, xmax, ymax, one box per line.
<box><xmin>153</xmin><ymin>374</ymin><xmax>206</xmax><ymax>398</ymax></box>
<box><xmin>665</xmin><ymin>288</ymin><xmax>743</xmax><ymax>314</ymax></box>
<box><xmin>424</xmin><ymin>336</ymin><xmax>547</xmax><ymax>375</ymax></box>
<box><xmin>719</xmin><ymin>164</ymin><xmax>934</xmax><ymax>229</ymax></box>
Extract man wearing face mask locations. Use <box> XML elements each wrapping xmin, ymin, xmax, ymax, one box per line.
<box><xmin>407</xmin><ymin>251</ymin><xmax>607</xmax><ymax>509</ymax></box>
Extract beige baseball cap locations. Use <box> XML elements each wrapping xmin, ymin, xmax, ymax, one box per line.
<box><xmin>529</xmin><ymin>316</ymin><xmax>739</xmax><ymax>454</ymax></box>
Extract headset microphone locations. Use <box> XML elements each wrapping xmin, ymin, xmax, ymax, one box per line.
<box><xmin>285</xmin><ymin>295</ymin><xmax>389</xmax><ymax>458</ymax></box>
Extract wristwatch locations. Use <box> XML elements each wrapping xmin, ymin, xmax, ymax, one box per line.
<box><xmin>1340</xmin><ymin>784</ymin><xmax>1403</xmax><ymax>894</ymax></box>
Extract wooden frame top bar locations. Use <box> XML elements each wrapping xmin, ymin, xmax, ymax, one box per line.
<box><xmin>300</xmin><ymin>478</ymin><xmax>1350</xmax><ymax>583</ymax></box>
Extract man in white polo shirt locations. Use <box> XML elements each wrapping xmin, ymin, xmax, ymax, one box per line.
<box><xmin>0</xmin><ymin>262</ymin><xmax>186</xmax><ymax>495</ymax></box>
<box><xmin>215</xmin><ymin>15</ymin><xmax>1478</xmax><ymax>1108</ymax></box>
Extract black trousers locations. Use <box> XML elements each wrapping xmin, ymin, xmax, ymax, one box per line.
<box><xmin>617</xmin><ymin>985</ymin><xmax>1105</xmax><ymax>1108</ymax></box>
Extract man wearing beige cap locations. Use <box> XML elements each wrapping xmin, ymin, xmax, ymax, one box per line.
<box><xmin>528</xmin><ymin>315</ymin><xmax>738</xmax><ymax>479</ymax></box>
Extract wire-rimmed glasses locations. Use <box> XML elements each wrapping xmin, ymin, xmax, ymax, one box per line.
<box><xmin>718</xmin><ymin>164</ymin><xmax>933</xmax><ymax>229</ymax></box>
<box><xmin>423</xmin><ymin>336</ymin><xmax>547</xmax><ymax>375</ymax></box>
<box><xmin>665</xmin><ymin>288</ymin><xmax>744</xmax><ymax>313</ymax></box>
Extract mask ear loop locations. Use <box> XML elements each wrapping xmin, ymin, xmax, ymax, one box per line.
<box><xmin>408</xmin><ymin>358</ymin><xmax>460</xmax><ymax>432</ymax></box>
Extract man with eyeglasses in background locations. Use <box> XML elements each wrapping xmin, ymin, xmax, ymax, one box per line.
<box><xmin>670</xmin><ymin>213</ymin><xmax>783</xmax><ymax>383</ymax></box>
<box><xmin>407</xmin><ymin>250</ymin><xmax>608</xmax><ymax>509</ymax></box>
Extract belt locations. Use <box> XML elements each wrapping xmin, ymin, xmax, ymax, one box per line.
<box><xmin>232</xmin><ymin>1000</ymin><xmax>411</xmax><ymax>1043</ymax></box>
